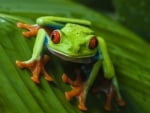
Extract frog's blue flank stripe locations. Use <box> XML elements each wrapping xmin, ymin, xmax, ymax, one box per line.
<box><xmin>45</xmin><ymin>35</ymin><xmax>49</xmax><ymax>46</ymax></box>
<box><xmin>92</xmin><ymin>50</ymin><xmax>103</xmax><ymax>61</ymax></box>
<box><xmin>45</xmin><ymin>24</ymin><xmax>64</xmax><ymax>30</ymax></box>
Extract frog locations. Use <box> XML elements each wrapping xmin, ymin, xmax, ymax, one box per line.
<box><xmin>16</xmin><ymin>16</ymin><xmax>125</xmax><ymax>111</ymax></box>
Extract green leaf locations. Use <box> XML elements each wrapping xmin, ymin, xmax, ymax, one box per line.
<box><xmin>0</xmin><ymin>0</ymin><xmax>150</xmax><ymax>113</ymax></box>
<box><xmin>113</xmin><ymin>0</ymin><xmax>150</xmax><ymax>40</ymax></box>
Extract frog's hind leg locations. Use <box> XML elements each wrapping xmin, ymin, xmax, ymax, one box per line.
<box><xmin>92</xmin><ymin>78</ymin><xmax>115</xmax><ymax>111</ymax></box>
<box><xmin>62</xmin><ymin>70</ymin><xmax>84</xmax><ymax>101</ymax></box>
<box><xmin>103</xmin><ymin>84</ymin><xmax>115</xmax><ymax>111</ymax></box>
<box><xmin>102</xmin><ymin>75</ymin><xmax>125</xmax><ymax>110</ymax></box>
<box><xmin>62</xmin><ymin>69</ymin><xmax>87</xmax><ymax>111</ymax></box>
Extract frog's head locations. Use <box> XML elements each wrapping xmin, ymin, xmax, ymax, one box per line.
<box><xmin>47</xmin><ymin>23</ymin><xmax>98</xmax><ymax>63</ymax></box>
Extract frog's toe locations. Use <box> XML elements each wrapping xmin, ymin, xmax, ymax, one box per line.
<box><xmin>23</xmin><ymin>31</ymin><xmax>33</xmax><ymax>38</ymax></box>
<box><xmin>16</xmin><ymin>60</ymin><xmax>27</xmax><ymax>69</ymax></box>
<box><xmin>78</xmin><ymin>103</ymin><xmax>87</xmax><ymax>111</ymax></box>
<box><xmin>62</xmin><ymin>74</ymin><xmax>69</xmax><ymax>83</ymax></box>
<box><xmin>31</xmin><ymin>76</ymin><xmax>40</xmax><ymax>84</ymax></box>
<box><xmin>117</xmin><ymin>99</ymin><xmax>126</xmax><ymax>106</ymax></box>
<box><xmin>65</xmin><ymin>92</ymin><xmax>72</xmax><ymax>101</ymax></box>
<box><xmin>104</xmin><ymin>104</ymin><xmax>112</xmax><ymax>111</ymax></box>
<box><xmin>44</xmin><ymin>74</ymin><xmax>53</xmax><ymax>82</ymax></box>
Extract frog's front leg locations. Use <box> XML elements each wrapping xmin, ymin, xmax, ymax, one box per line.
<box><xmin>96</xmin><ymin>37</ymin><xmax>125</xmax><ymax>110</ymax></box>
<box><xmin>16</xmin><ymin>29</ymin><xmax>53</xmax><ymax>83</ymax></box>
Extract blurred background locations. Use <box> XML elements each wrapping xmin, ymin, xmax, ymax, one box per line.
<box><xmin>74</xmin><ymin>0</ymin><xmax>150</xmax><ymax>41</ymax></box>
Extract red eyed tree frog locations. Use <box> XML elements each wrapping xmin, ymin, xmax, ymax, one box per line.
<box><xmin>16</xmin><ymin>16</ymin><xmax>125</xmax><ymax>111</ymax></box>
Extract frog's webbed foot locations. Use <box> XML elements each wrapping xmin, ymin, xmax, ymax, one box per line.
<box><xmin>16</xmin><ymin>55</ymin><xmax>53</xmax><ymax>84</ymax></box>
<box><xmin>62</xmin><ymin>69</ymin><xmax>87</xmax><ymax>111</ymax></box>
<box><xmin>17</xmin><ymin>22</ymin><xmax>40</xmax><ymax>38</ymax></box>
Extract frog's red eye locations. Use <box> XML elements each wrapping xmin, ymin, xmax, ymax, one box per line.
<box><xmin>89</xmin><ymin>36</ymin><xmax>98</xmax><ymax>49</ymax></box>
<box><xmin>51</xmin><ymin>30</ymin><xmax>60</xmax><ymax>44</ymax></box>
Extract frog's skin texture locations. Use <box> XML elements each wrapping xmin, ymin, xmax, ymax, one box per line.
<box><xmin>16</xmin><ymin>16</ymin><xmax>125</xmax><ymax>111</ymax></box>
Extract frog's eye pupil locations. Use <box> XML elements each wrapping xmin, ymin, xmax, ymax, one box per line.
<box><xmin>51</xmin><ymin>30</ymin><xmax>60</xmax><ymax>44</ymax></box>
<box><xmin>89</xmin><ymin>36</ymin><xmax>98</xmax><ymax>49</ymax></box>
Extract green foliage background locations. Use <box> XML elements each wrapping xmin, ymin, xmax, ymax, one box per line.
<box><xmin>113</xmin><ymin>0</ymin><xmax>150</xmax><ymax>41</ymax></box>
<box><xmin>0</xmin><ymin>0</ymin><xmax>150</xmax><ymax>113</ymax></box>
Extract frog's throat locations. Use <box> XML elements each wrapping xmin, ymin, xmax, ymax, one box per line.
<box><xmin>47</xmin><ymin>47</ymin><xmax>94</xmax><ymax>63</ymax></box>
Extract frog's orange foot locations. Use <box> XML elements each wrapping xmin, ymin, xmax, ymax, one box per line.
<box><xmin>64</xmin><ymin>89</ymin><xmax>87</xmax><ymax>111</ymax></box>
<box><xmin>62</xmin><ymin>74</ymin><xmax>87</xmax><ymax>111</ymax></box>
<box><xmin>16</xmin><ymin>55</ymin><xmax>53</xmax><ymax>83</ymax></box>
<box><xmin>17</xmin><ymin>22</ymin><xmax>40</xmax><ymax>38</ymax></box>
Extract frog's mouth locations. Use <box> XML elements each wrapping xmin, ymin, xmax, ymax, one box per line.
<box><xmin>47</xmin><ymin>47</ymin><xmax>94</xmax><ymax>63</ymax></box>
